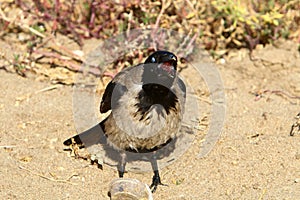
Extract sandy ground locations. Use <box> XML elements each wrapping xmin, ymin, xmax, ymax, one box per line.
<box><xmin>0</xmin><ymin>39</ymin><xmax>300</xmax><ymax>199</ymax></box>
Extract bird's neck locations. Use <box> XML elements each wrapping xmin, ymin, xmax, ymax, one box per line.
<box><xmin>141</xmin><ymin>83</ymin><xmax>177</xmax><ymax>113</ymax></box>
<box><xmin>142</xmin><ymin>84</ymin><xmax>169</xmax><ymax>99</ymax></box>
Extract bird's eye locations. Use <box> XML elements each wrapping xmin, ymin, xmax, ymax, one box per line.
<box><xmin>170</xmin><ymin>55</ymin><xmax>176</xmax><ymax>61</ymax></box>
<box><xmin>151</xmin><ymin>57</ymin><xmax>156</xmax><ymax>63</ymax></box>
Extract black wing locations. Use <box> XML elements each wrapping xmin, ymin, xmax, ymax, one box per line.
<box><xmin>100</xmin><ymin>81</ymin><xmax>116</xmax><ymax>113</ymax></box>
<box><xmin>99</xmin><ymin>66</ymin><xmax>135</xmax><ymax>113</ymax></box>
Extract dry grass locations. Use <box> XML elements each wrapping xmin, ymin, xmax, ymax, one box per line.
<box><xmin>0</xmin><ymin>0</ymin><xmax>299</xmax><ymax>81</ymax></box>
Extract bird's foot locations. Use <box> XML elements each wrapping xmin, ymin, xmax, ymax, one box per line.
<box><xmin>118</xmin><ymin>170</ymin><xmax>124</xmax><ymax>178</ymax></box>
<box><xmin>150</xmin><ymin>170</ymin><xmax>167</xmax><ymax>193</ymax></box>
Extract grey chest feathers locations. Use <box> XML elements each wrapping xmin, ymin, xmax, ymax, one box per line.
<box><xmin>102</xmin><ymin>83</ymin><xmax>182</xmax><ymax>152</ymax></box>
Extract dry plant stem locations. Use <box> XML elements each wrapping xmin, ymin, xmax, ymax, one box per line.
<box><xmin>186</xmin><ymin>31</ymin><xmax>199</xmax><ymax>51</ymax></box>
<box><xmin>33</xmin><ymin>37</ymin><xmax>83</xmax><ymax>62</ymax></box>
<box><xmin>33</xmin><ymin>51</ymin><xmax>83</xmax><ymax>73</ymax></box>
<box><xmin>259</xmin><ymin>90</ymin><xmax>300</xmax><ymax>100</ymax></box>
<box><xmin>18</xmin><ymin>165</ymin><xmax>77</xmax><ymax>185</ymax></box>
<box><xmin>16</xmin><ymin>85</ymin><xmax>62</xmax><ymax>102</ymax></box>
<box><xmin>0</xmin><ymin>145</ymin><xmax>16</xmax><ymax>148</ymax></box>
<box><xmin>47</xmin><ymin>40</ymin><xmax>83</xmax><ymax>62</ymax></box>
<box><xmin>154</xmin><ymin>0</ymin><xmax>167</xmax><ymax>30</ymax></box>
<box><xmin>34</xmin><ymin>50</ymin><xmax>72</xmax><ymax>61</ymax></box>
<box><xmin>185</xmin><ymin>0</ymin><xmax>196</xmax><ymax>13</ymax></box>
<box><xmin>0</xmin><ymin>7</ymin><xmax>46</xmax><ymax>38</ymax></box>
<box><xmin>152</xmin><ymin>0</ymin><xmax>170</xmax><ymax>49</ymax></box>
<box><xmin>1</xmin><ymin>7</ymin><xmax>84</xmax><ymax>74</ymax></box>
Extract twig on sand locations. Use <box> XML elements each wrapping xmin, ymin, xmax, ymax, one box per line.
<box><xmin>251</xmin><ymin>89</ymin><xmax>300</xmax><ymax>101</ymax></box>
<box><xmin>0</xmin><ymin>145</ymin><xmax>16</xmax><ymax>148</ymax></box>
<box><xmin>18</xmin><ymin>165</ymin><xmax>77</xmax><ymax>185</ymax></box>
<box><xmin>15</xmin><ymin>85</ymin><xmax>62</xmax><ymax>103</ymax></box>
<box><xmin>258</xmin><ymin>188</ymin><xmax>267</xmax><ymax>200</ymax></box>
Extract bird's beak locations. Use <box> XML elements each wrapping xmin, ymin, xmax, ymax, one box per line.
<box><xmin>158</xmin><ymin>61</ymin><xmax>176</xmax><ymax>78</ymax></box>
<box><xmin>162</xmin><ymin>55</ymin><xmax>177</xmax><ymax>76</ymax></box>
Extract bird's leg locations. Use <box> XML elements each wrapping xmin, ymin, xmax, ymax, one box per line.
<box><xmin>151</xmin><ymin>170</ymin><xmax>163</xmax><ymax>193</ymax></box>
<box><xmin>150</xmin><ymin>156</ymin><xmax>167</xmax><ymax>192</ymax></box>
<box><xmin>117</xmin><ymin>152</ymin><xmax>126</xmax><ymax>178</ymax></box>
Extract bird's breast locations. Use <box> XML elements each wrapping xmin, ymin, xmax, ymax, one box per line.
<box><xmin>105</xmin><ymin>89</ymin><xmax>181</xmax><ymax>151</ymax></box>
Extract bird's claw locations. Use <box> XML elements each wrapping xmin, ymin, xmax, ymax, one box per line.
<box><xmin>150</xmin><ymin>172</ymin><xmax>167</xmax><ymax>193</ymax></box>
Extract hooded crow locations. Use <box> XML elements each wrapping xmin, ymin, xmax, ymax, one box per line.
<box><xmin>64</xmin><ymin>50</ymin><xmax>186</xmax><ymax>192</ymax></box>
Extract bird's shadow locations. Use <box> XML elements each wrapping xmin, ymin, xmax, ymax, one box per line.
<box><xmin>64</xmin><ymin>121</ymin><xmax>191</xmax><ymax>172</ymax></box>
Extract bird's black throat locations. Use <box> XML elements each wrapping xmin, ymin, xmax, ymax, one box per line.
<box><xmin>136</xmin><ymin>83</ymin><xmax>178</xmax><ymax>115</ymax></box>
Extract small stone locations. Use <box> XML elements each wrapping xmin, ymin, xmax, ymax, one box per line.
<box><xmin>232</xmin><ymin>160</ymin><xmax>238</xmax><ymax>165</ymax></box>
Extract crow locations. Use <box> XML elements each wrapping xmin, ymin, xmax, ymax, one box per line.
<box><xmin>64</xmin><ymin>50</ymin><xmax>186</xmax><ymax>192</ymax></box>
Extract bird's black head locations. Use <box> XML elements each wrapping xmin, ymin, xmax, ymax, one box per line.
<box><xmin>144</xmin><ymin>51</ymin><xmax>177</xmax><ymax>67</ymax></box>
<box><xmin>142</xmin><ymin>51</ymin><xmax>178</xmax><ymax>89</ymax></box>
<box><xmin>144</xmin><ymin>50</ymin><xmax>177</xmax><ymax>77</ymax></box>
